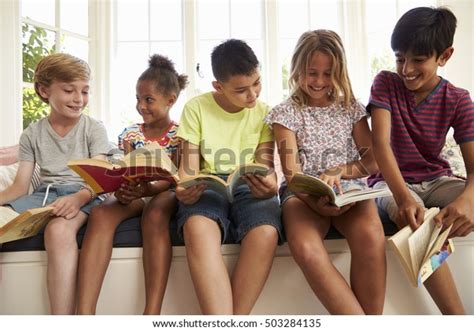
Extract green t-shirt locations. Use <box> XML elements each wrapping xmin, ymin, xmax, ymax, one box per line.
<box><xmin>177</xmin><ymin>92</ymin><xmax>273</xmax><ymax>174</ymax></box>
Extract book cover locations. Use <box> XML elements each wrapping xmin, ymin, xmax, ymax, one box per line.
<box><xmin>68</xmin><ymin>142</ymin><xmax>178</xmax><ymax>194</ymax></box>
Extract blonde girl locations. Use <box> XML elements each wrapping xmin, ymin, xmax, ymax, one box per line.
<box><xmin>266</xmin><ymin>30</ymin><xmax>386</xmax><ymax>314</ymax></box>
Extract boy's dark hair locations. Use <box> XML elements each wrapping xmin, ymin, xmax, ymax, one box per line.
<box><xmin>391</xmin><ymin>6</ymin><xmax>457</xmax><ymax>57</ymax></box>
<box><xmin>211</xmin><ymin>39</ymin><xmax>259</xmax><ymax>82</ymax></box>
<box><xmin>139</xmin><ymin>54</ymin><xmax>188</xmax><ymax>97</ymax></box>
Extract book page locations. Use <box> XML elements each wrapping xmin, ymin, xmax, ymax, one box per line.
<box><xmin>388</xmin><ymin>226</ymin><xmax>416</xmax><ymax>284</ymax></box>
<box><xmin>407</xmin><ymin>208</ymin><xmax>440</xmax><ymax>274</ymax></box>
<box><xmin>423</xmin><ymin>224</ymin><xmax>453</xmax><ymax>264</ymax></box>
<box><xmin>179</xmin><ymin>175</ymin><xmax>229</xmax><ymax>200</ymax></box>
<box><xmin>123</xmin><ymin>142</ymin><xmax>176</xmax><ymax>174</ymax></box>
<box><xmin>334</xmin><ymin>187</ymin><xmax>392</xmax><ymax>207</ymax></box>
<box><xmin>0</xmin><ymin>207</ymin><xmax>20</xmax><ymax>228</ymax></box>
<box><xmin>288</xmin><ymin>173</ymin><xmax>336</xmax><ymax>202</ymax></box>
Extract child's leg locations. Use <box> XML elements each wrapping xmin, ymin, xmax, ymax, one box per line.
<box><xmin>44</xmin><ymin>213</ymin><xmax>88</xmax><ymax>314</ymax></box>
<box><xmin>419</xmin><ymin>177</ymin><xmax>466</xmax><ymax>314</ymax></box>
<box><xmin>141</xmin><ymin>191</ymin><xmax>176</xmax><ymax>315</ymax></box>
<box><xmin>424</xmin><ymin>263</ymin><xmax>465</xmax><ymax>314</ymax></box>
<box><xmin>333</xmin><ymin>200</ymin><xmax>386</xmax><ymax>314</ymax></box>
<box><xmin>183</xmin><ymin>215</ymin><xmax>232</xmax><ymax>314</ymax></box>
<box><xmin>283</xmin><ymin>197</ymin><xmax>365</xmax><ymax>314</ymax></box>
<box><xmin>229</xmin><ymin>188</ymin><xmax>281</xmax><ymax>314</ymax></box>
<box><xmin>231</xmin><ymin>224</ymin><xmax>278</xmax><ymax>314</ymax></box>
<box><xmin>76</xmin><ymin>197</ymin><xmax>143</xmax><ymax>314</ymax></box>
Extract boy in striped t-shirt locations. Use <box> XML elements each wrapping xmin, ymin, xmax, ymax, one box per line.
<box><xmin>368</xmin><ymin>7</ymin><xmax>474</xmax><ymax>314</ymax></box>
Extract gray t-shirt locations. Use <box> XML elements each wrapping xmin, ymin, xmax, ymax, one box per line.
<box><xmin>19</xmin><ymin>115</ymin><xmax>109</xmax><ymax>185</ymax></box>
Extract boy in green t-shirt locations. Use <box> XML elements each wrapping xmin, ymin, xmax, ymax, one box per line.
<box><xmin>176</xmin><ymin>39</ymin><xmax>282</xmax><ymax>314</ymax></box>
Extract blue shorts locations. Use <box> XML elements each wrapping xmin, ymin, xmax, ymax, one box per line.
<box><xmin>7</xmin><ymin>183</ymin><xmax>102</xmax><ymax>215</ymax></box>
<box><xmin>176</xmin><ymin>183</ymin><xmax>283</xmax><ymax>244</ymax></box>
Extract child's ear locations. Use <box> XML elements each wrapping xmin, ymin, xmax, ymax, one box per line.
<box><xmin>438</xmin><ymin>47</ymin><xmax>454</xmax><ymax>67</ymax></box>
<box><xmin>37</xmin><ymin>84</ymin><xmax>50</xmax><ymax>101</ymax></box>
<box><xmin>167</xmin><ymin>93</ymin><xmax>177</xmax><ymax>106</ymax></box>
<box><xmin>212</xmin><ymin>81</ymin><xmax>224</xmax><ymax>93</ymax></box>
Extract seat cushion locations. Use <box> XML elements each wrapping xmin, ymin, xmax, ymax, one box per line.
<box><xmin>0</xmin><ymin>212</ymin><xmax>398</xmax><ymax>252</ymax></box>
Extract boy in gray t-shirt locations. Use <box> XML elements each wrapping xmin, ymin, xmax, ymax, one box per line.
<box><xmin>0</xmin><ymin>53</ymin><xmax>109</xmax><ymax>314</ymax></box>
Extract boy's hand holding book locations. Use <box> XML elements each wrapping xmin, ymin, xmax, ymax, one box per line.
<box><xmin>243</xmin><ymin>172</ymin><xmax>277</xmax><ymax>199</ymax></box>
<box><xmin>434</xmin><ymin>197</ymin><xmax>474</xmax><ymax>237</ymax></box>
<box><xmin>175</xmin><ymin>183</ymin><xmax>207</xmax><ymax>205</ymax></box>
<box><xmin>395</xmin><ymin>195</ymin><xmax>426</xmax><ymax>230</ymax></box>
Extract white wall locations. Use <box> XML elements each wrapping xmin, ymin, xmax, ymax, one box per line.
<box><xmin>0</xmin><ymin>0</ymin><xmax>22</xmax><ymax>147</ymax></box>
<box><xmin>441</xmin><ymin>0</ymin><xmax>474</xmax><ymax>94</ymax></box>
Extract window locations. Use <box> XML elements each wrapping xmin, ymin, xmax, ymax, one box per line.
<box><xmin>277</xmin><ymin>0</ymin><xmax>341</xmax><ymax>98</ymax></box>
<box><xmin>21</xmin><ymin>0</ymin><xmax>90</xmax><ymax>129</ymax></box>
<box><xmin>110</xmin><ymin>0</ymin><xmax>185</xmax><ymax>139</ymax></box>
<box><xmin>365</xmin><ymin>0</ymin><xmax>437</xmax><ymax>81</ymax></box>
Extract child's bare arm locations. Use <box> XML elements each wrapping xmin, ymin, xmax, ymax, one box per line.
<box><xmin>0</xmin><ymin>161</ymin><xmax>35</xmax><ymax>205</ymax></box>
<box><xmin>434</xmin><ymin>141</ymin><xmax>474</xmax><ymax>237</ymax></box>
<box><xmin>176</xmin><ymin>140</ymin><xmax>206</xmax><ymax>204</ymax></box>
<box><xmin>371</xmin><ymin>106</ymin><xmax>424</xmax><ymax>229</ymax></box>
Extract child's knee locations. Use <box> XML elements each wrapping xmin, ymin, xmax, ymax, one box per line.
<box><xmin>245</xmin><ymin>224</ymin><xmax>278</xmax><ymax>246</ymax></box>
<box><xmin>289</xmin><ymin>239</ymin><xmax>328</xmax><ymax>267</ymax></box>
<box><xmin>44</xmin><ymin>220</ymin><xmax>77</xmax><ymax>248</ymax></box>
<box><xmin>141</xmin><ymin>210</ymin><xmax>170</xmax><ymax>231</ymax></box>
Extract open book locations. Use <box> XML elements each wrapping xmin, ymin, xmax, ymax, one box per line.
<box><xmin>288</xmin><ymin>172</ymin><xmax>392</xmax><ymax>207</ymax></box>
<box><xmin>68</xmin><ymin>142</ymin><xmax>178</xmax><ymax>194</ymax></box>
<box><xmin>178</xmin><ymin>163</ymin><xmax>270</xmax><ymax>203</ymax></box>
<box><xmin>0</xmin><ymin>206</ymin><xmax>54</xmax><ymax>244</ymax></box>
<box><xmin>388</xmin><ymin>207</ymin><xmax>454</xmax><ymax>287</ymax></box>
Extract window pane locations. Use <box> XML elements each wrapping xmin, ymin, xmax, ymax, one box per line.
<box><xmin>230</xmin><ymin>0</ymin><xmax>263</xmax><ymax>39</ymax></box>
<box><xmin>150</xmin><ymin>42</ymin><xmax>184</xmax><ymax>73</ymax></box>
<box><xmin>22</xmin><ymin>87</ymin><xmax>49</xmax><ymax>129</ymax></box>
<box><xmin>278</xmin><ymin>0</ymin><xmax>309</xmax><ymax>39</ymax></box>
<box><xmin>22</xmin><ymin>0</ymin><xmax>55</xmax><ymax>26</ymax></box>
<box><xmin>117</xmin><ymin>0</ymin><xmax>149</xmax><ymax>41</ymax></box>
<box><xmin>280</xmin><ymin>38</ymin><xmax>298</xmax><ymax>95</ymax></box>
<box><xmin>365</xmin><ymin>0</ymin><xmax>397</xmax><ymax>78</ymax></box>
<box><xmin>60</xmin><ymin>0</ymin><xmax>88</xmax><ymax>35</ymax></box>
<box><xmin>111</xmin><ymin>42</ymin><xmax>150</xmax><ymax>137</ymax></box>
<box><xmin>309</xmin><ymin>0</ymin><xmax>340</xmax><ymax>32</ymax></box>
<box><xmin>198</xmin><ymin>0</ymin><xmax>230</xmax><ymax>39</ymax></box>
<box><xmin>60</xmin><ymin>35</ymin><xmax>89</xmax><ymax>62</ymax></box>
<box><xmin>22</xmin><ymin>23</ymin><xmax>56</xmax><ymax>83</ymax></box>
<box><xmin>150</xmin><ymin>0</ymin><xmax>182</xmax><ymax>41</ymax></box>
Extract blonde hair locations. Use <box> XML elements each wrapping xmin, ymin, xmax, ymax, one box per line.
<box><xmin>289</xmin><ymin>30</ymin><xmax>355</xmax><ymax>108</ymax></box>
<box><xmin>34</xmin><ymin>53</ymin><xmax>90</xmax><ymax>103</ymax></box>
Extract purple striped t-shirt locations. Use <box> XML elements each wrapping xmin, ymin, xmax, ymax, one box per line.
<box><xmin>368</xmin><ymin>70</ymin><xmax>474</xmax><ymax>186</ymax></box>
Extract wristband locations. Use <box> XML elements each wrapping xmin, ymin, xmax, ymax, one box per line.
<box><xmin>80</xmin><ymin>185</ymin><xmax>97</xmax><ymax>202</ymax></box>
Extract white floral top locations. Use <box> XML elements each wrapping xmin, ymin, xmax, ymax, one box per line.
<box><xmin>265</xmin><ymin>98</ymin><xmax>368</xmax><ymax>190</ymax></box>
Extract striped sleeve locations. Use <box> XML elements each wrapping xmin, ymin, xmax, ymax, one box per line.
<box><xmin>452</xmin><ymin>92</ymin><xmax>474</xmax><ymax>144</ymax></box>
<box><xmin>367</xmin><ymin>71</ymin><xmax>393</xmax><ymax>113</ymax></box>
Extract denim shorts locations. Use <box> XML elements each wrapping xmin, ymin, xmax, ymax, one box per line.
<box><xmin>176</xmin><ymin>182</ymin><xmax>283</xmax><ymax>244</ymax></box>
<box><xmin>7</xmin><ymin>183</ymin><xmax>102</xmax><ymax>215</ymax></box>
<box><xmin>279</xmin><ymin>182</ymin><xmax>294</xmax><ymax>206</ymax></box>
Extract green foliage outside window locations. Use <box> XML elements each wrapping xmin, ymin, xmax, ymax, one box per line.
<box><xmin>22</xmin><ymin>23</ymin><xmax>54</xmax><ymax>129</ymax></box>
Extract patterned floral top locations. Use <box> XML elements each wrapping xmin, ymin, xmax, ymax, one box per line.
<box><xmin>118</xmin><ymin>122</ymin><xmax>179</xmax><ymax>163</ymax></box>
<box><xmin>265</xmin><ymin>98</ymin><xmax>368</xmax><ymax>190</ymax></box>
